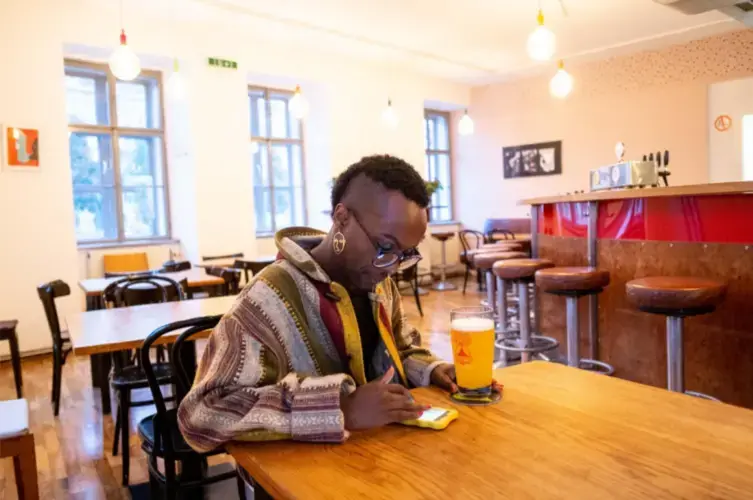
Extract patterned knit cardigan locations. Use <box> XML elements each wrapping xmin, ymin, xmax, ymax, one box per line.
<box><xmin>178</xmin><ymin>227</ymin><xmax>446</xmax><ymax>452</ymax></box>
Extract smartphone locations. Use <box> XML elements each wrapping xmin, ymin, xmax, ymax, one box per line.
<box><xmin>401</xmin><ymin>407</ymin><xmax>459</xmax><ymax>430</ymax></box>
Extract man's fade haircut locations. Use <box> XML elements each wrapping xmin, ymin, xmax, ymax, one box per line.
<box><xmin>331</xmin><ymin>154</ymin><xmax>430</xmax><ymax>211</ymax></box>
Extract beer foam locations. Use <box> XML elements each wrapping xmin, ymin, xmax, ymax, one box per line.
<box><xmin>451</xmin><ymin>317</ymin><xmax>494</xmax><ymax>332</ymax></box>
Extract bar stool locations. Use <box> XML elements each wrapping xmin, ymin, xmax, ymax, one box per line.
<box><xmin>474</xmin><ymin>251</ymin><xmax>528</xmax><ymax>315</ymax></box>
<box><xmin>431</xmin><ymin>232</ymin><xmax>457</xmax><ymax>291</ymax></box>
<box><xmin>536</xmin><ymin>267</ymin><xmax>614</xmax><ymax>375</ymax></box>
<box><xmin>626</xmin><ymin>276</ymin><xmax>727</xmax><ymax>399</ymax></box>
<box><xmin>493</xmin><ymin>259</ymin><xmax>559</xmax><ymax>365</ymax></box>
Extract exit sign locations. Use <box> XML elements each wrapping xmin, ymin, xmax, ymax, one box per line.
<box><xmin>208</xmin><ymin>57</ymin><xmax>237</xmax><ymax>69</ymax></box>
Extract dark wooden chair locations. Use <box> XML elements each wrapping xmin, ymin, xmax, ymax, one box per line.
<box><xmin>140</xmin><ymin>316</ymin><xmax>244</xmax><ymax>499</ymax></box>
<box><xmin>487</xmin><ymin>228</ymin><xmax>516</xmax><ymax>243</ymax></box>
<box><xmin>103</xmin><ymin>275</ymin><xmax>183</xmax><ymax>486</ymax></box>
<box><xmin>458</xmin><ymin>230</ymin><xmax>487</xmax><ymax>294</ymax></box>
<box><xmin>393</xmin><ymin>262</ymin><xmax>424</xmax><ymax>317</ymax></box>
<box><xmin>0</xmin><ymin>320</ymin><xmax>22</xmax><ymax>398</ymax></box>
<box><xmin>205</xmin><ymin>266</ymin><xmax>242</xmax><ymax>296</ymax></box>
<box><xmin>161</xmin><ymin>260</ymin><xmax>191</xmax><ymax>272</ymax></box>
<box><xmin>36</xmin><ymin>280</ymin><xmax>73</xmax><ymax>416</ymax></box>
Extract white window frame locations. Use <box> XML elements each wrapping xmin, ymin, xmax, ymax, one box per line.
<box><xmin>424</xmin><ymin>109</ymin><xmax>453</xmax><ymax>222</ymax></box>
<box><xmin>65</xmin><ymin>59</ymin><xmax>171</xmax><ymax>245</ymax></box>
<box><xmin>249</xmin><ymin>85</ymin><xmax>307</xmax><ymax>236</ymax></box>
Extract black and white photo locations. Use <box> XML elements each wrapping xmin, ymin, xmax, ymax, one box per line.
<box><xmin>502</xmin><ymin>141</ymin><xmax>562</xmax><ymax>179</ymax></box>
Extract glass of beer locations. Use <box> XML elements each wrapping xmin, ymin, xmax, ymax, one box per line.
<box><xmin>450</xmin><ymin>306</ymin><xmax>495</xmax><ymax>399</ymax></box>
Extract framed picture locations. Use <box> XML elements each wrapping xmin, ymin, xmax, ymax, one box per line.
<box><xmin>502</xmin><ymin>140</ymin><xmax>561</xmax><ymax>179</ymax></box>
<box><xmin>2</xmin><ymin>125</ymin><xmax>40</xmax><ymax>170</ymax></box>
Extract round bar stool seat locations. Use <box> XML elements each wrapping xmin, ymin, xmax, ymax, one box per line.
<box><xmin>474</xmin><ymin>251</ymin><xmax>528</xmax><ymax>271</ymax></box>
<box><xmin>493</xmin><ymin>259</ymin><xmax>558</xmax><ymax>366</ymax></box>
<box><xmin>536</xmin><ymin>267</ymin><xmax>610</xmax><ymax>296</ymax></box>
<box><xmin>431</xmin><ymin>232</ymin><xmax>457</xmax><ymax>291</ymax></box>
<box><xmin>536</xmin><ymin>267</ymin><xmax>614</xmax><ymax>375</ymax></box>
<box><xmin>626</xmin><ymin>276</ymin><xmax>727</xmax><ymax>400</ymax></box>
<box><xmin>626</xmin><ymin>277</ymin><xmax>726</xmax><ymax>316</ymax></box>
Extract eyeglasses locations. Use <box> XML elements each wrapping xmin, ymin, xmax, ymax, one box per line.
<box><xmin>349</xmin><ymin>209</ymin><xmax>422</xmax><ymax>271</ymax></box>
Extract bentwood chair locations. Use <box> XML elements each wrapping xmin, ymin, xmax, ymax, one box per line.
<box><xmin>205</xmin><ymin>266</ymin><xmax>242</xmax><ymax>296</ymax></box>
<box><xmin>394</xmin><ymin>262</ymin><xmax>424</xmax><ymax>317</ymax></box>
<box><xmin>36</xmin><ymin>280</ymin><xmax>73</xmax><ymax>417</ymax></box>
<box><xmin>0</xmin><ymin>321</ymin><xmax>23</xmax><ymax>398</ymax></box>
<box><xmin>487</xmin><ymin>228</ymin><xmax>516</xmax><ymax>243</ymax></box>
<box><xmin>458</xmin><ymin>229</ymin><xmax>486</xmax><ymax>294</ymax></box>
<box><xmin>103</xmin><ymin>275</ymin><xmax>183</xmax><ymax>486</ymax></box>
<box><xmin>140</xmin><ymin>316</ymin><xmax>244</xmax><ymax>499</ymax></box>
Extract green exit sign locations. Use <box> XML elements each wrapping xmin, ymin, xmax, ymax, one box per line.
<box><xmin>208</xmin><ymin>57</ymin><xmax>238</xmax><ymax>69</ymax></box>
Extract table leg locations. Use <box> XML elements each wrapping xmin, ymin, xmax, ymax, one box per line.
<box><xmin>91</xmin><ymin>353</ymin><xmax>112</xmax><ymax>415</ymax></box>
<box><xmin>175</xmin><ymin>340</ymin><xmax>207</xmax><ymax>500</ymax></box>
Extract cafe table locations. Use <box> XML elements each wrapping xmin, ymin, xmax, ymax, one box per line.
<box><xmin>229</xmin><ymin>361</ymin><xmax>753</xmax><ymax>499</ymax></box>
<box><xmin>66</xmin><ymin>295</ymin><xmax>236</xmax><ymax>414</ymax></box>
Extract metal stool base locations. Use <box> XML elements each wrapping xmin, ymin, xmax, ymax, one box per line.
<box><xmin>684</xmin><ymin>391</ymin><xmax>720</xmax><ymax>402</ymax></box>
<box><xmin>432</xmin><ymin>281</ymin><xmax>457</xmax><ymax>291</ymax></box>
<box><xmin>578</xmin><ymin>358</ymin><xmax>615</xmax><ymax>376</ymax></box>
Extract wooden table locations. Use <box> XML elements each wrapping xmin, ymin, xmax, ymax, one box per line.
<box><xmin>194</xmin><ymin>255</ymin><xmax>277</xmax><ymax>269</ymax></box>
<box><xmin>67</xmin><ymin>295</ymin><xmax>235</xmax><ymax>356</ymax></box>
<box><xmin>78</xmin><ymin>268</ymin><xmax>225</xmax><ymax>298</ymax></box>
<box><xmin>66</xmin><ymin>295</ymin><xmax>235</xmax><ymax>413</ymax></box>
<box><xmin>229</xmin><ymin>362</ymin><xmax>753</xmax><ymax>499</ymax></box>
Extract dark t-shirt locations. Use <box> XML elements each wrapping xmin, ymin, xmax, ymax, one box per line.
<box><xmin>350</xmin><ymin>293</ymin><xmax>381</xmax><ymax>382</ymax></box>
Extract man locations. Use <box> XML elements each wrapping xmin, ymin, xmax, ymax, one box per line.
<box><xmin>179</xmin><ymin>154</ymin><xmax>458</xmax><ymax>452</ymax></box>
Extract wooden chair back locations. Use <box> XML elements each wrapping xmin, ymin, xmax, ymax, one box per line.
<box><xmin>103</xmin><ymin>252</ymin><xmax>149</xmax><ymax>277</ymax></box>
<box><xmin>37</xmin><ymin>280</ymin><xmax>71</xmax><ymax>349</ymax></box>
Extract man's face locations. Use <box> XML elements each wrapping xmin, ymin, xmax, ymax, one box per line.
<box><xmin>334</xmin><ymin>191</ymin><xmax>427</xmax><ymax>293</ymax></box>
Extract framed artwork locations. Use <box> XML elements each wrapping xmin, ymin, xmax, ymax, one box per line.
<box><xmin>502</xmin><ymin>140</ymin><xmax>561</xmax><ymax>179</ymax></box>
<box><xmin>3</xmin><ymin>125</ymin><xmax>40</xmax><ymax>170</ymax></box>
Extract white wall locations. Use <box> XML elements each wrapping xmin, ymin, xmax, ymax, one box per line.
<box><xmin>708</xmin><ymin>77</ymin><xmax>753</xmax><ymax>182</ymax></box>
<box><xmin>0</xmin><ymin>0</ymin><xmax>469</xmax><ymax>354</ymax></box>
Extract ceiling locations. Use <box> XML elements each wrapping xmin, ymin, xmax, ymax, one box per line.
<box><xmin>188</xmin><ymin>0</ymin><xmax>742</xmax><ymax>83</ymax></box>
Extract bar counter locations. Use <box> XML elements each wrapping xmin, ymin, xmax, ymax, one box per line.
<box><xmin>521</xmin><ymin>181</ymin><xmax>753</xmax><ymax>408</ymax></box>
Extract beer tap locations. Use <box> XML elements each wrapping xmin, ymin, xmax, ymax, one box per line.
<box><xmin>658</xmin><ymin>150</ymin><xmax>671</xmax><ymax>187</ymax></box>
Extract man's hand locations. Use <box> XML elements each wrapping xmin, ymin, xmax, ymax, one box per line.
<box><xmin>430</xmin><ymin>364</ymin><xmax>503</xmax><ymax>394</ymax></box>
<box><xmin>341</xmin><ymin>367</ymin><xmax>429</xmax><ymax>430</ymax></box>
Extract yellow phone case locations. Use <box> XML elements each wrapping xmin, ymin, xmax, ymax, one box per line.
<box><xmin>401</xmin><ymin>407</ymin><xmax>459</xmax><ymax>430</ymax></box>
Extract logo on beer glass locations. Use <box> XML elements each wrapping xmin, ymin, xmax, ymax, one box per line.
<box><xmin>455</xmin><ymin>333</ymin><xmax>473</xmax><ymax>365</ymax></box>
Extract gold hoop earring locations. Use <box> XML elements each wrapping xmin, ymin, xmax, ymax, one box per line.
<box><xmin>333</xmin><ymin>231</ymin><xmax>346</xmax><ymax>254</ymax></box>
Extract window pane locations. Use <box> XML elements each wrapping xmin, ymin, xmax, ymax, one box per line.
<box><xmin>294</xmin><ymin>187</ymin><xmax>305</xmax><ymax>226</ymax></box>
<box><xmin>427</xmin><ymin>117</ymin><xmax>436</xmax><ymax>150</ymax></box>
<box><xmin>122</xmin><ymin>187</ymin><xmax>167</xmax><ymax>239</ymax></box>
<box><xmin>73</xmin><ymin>189</ymin><xmax>118</xmax><ymax>241</ymax></box>
<box><xmin>254</xmin><ymin>187</ymin><xmax>273</xmax><ymax>234</ymax></box>
<box><xmin>424</xmin><ymin>118</ymin><xmax>430</xmax><ymax>149</ymax></box>
<box><xmin>269</xmin><ymin>97</ymin><xmax>291</xmax><ymax>139</ymax></box>
<box><xmin>273</xmin><ymin>188</ymin><xmax>293</xmax><ymax>229</ymax></box>
<box><xmin>65</xmin><ymin>68</ymin><xmax>110</xmax><ymax>126</ymax></box>
<box><xmin>116</xmin><ymin>76</ymin><xmax>161</xmax><ymax>129</ymax></box>
<box><xmin>119</xmin><ymin>136</ymin><xmax>164</xmax><ymax>187</ymax></box>
<box><xmin>435</xmin><ymin>115</ymin><xmax>449</xmax><ymax>150</ymax></box>
<box><xmin>271</xmin><ymin>143</ymin><xmax>303</xmax><ymax>188</ymax></box>
<box><xmin>251</xmin><ymin>142</ymin><xmax>269</xmax><ymax>186</ymax></box>
<box><xmin>249</xmin><ymin>89</ymin><xmax>267</xmax><ymax>137</ymax></box>
<box><xmin>436</xmin><ymin>154</ymin><xmax>451</xmax><ymax>190</ymax></box>
<box><xmin>70</xmin><ymin>133</ymin><xmax>114</xmax><ymax>187</ymax></box>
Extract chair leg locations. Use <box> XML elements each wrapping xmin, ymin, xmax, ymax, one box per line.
<box><xmin>8</xmin><ymin>332</ymin><xmax>23</xmax><ymax>398</ymax></box>
<box><xmin>164</xmin><ymin>458</ymin><xmax>178</xmax><ymax>500</ymax></box>
<box><xmin>13</xmin><ymin>434</ymin><xmax>39</xmax><ymax>500</ymax></box>
<box><xmin>120</xmin><ymin>389</ymin><xmax>131</xmax><ymax>486</ymax></box>
<box><xmin>462</xmin><ymin>266</ymin><xmax>470</xmax><ymax>295</ymax></box>
<box><xmin>112</xmin><ymin>396</ymin><xmax>121</xmax><ymax>456</ymax></box>
<box><xmin>52</xmin><ymin>352</ymin><xmax>62</xmax><ymax>417</ymax></box>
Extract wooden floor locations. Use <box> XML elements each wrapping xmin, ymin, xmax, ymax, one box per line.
<box><xmin>0</xmin><ymin>279</ymin><xmax>484</xmax><ymax>499</ymax></box>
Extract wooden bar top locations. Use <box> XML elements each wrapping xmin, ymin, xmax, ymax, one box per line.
<box><xmin>520</xmin><ymin>180</ymin><xmax>753</xmax><ymax>205</ymax></box>
<box><xmin>228</xmin><ymin>362</ymin><xmax>753</xmax><ymax>499</ymax></box>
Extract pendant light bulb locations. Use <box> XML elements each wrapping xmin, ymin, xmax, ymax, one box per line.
<box><xmin>289</xmin><ymin>85</ymin><xmax>309</xmax><ymax>120</ymax></box>
<box><xmin>109</xmin><ymin>29</ymin><xmax>141</xmax><ymax>81</ymax></box>
<box><xmin>167</xmin><ymin>58</ymin><xmax>186</xmax><ymax>100</ymax></box>
<box><xmin>549</xmin><ymin>60</ymin><xmax>573</xmax><ymax>98</ymax></box>
<box><xmin>382</xmin><ymin>99</ymin><xmax>399</xmax><ymax>129</ymax></box>
<box><xmin>458</xmin><ymin>110</ymin><xmax>474</xmax><ymax>136</ymax></box>
<box><xmin>527</xmin><ymin>9</ymin><xmax>556</xmax><ymax>62</ymax></box>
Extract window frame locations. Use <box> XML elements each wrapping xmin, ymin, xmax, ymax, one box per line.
<box><xmin>65</xmin><ymin>58</ymin><xmax>172</xmax><ymax>245</ymax></box>
<box><xmin>248</xmin><ymin>85</ymin><xmax>308</xmax><ymax>237</ymax></box>
<box><xmin>424</xmin><ymin>109</ymin><xmax>453</xmax><ymax>222</ymax></box>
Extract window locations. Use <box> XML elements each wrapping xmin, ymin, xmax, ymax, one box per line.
<box><xmin>424</xmin><ymin>110</ymin><xmax>453</xmax><ymax>222</ymax></box>
<box><xmin>65</xmin><ymin>60</ymin><xmax>169</xmax><ymax>244</ymax></box>
<box><xmin>249</xmin><ymin>86</ymin><xmax>306</xmax><ymax>235</ymax></box>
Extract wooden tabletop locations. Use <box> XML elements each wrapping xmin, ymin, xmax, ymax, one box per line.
<box><xmin>229</xmin><ymin>362</ymin><xmax>753</xmax><ymax>499</ymax></box>
<box><xmin>66</xmin><ymin>295</ymin><xmax>236</xmax><ymax>355</ymax></box>
<box><xmin>520</xmin><ymin>180</ymin><xmax>753</xmax><ymax>206</ymax></box>
<box><xmin>194</xmin><ymin>255</ymin><xmax>278</xmax><ymax>269</ymax></box>
<box><xmin>78</xmin><ymin>268</ymin><xmax>225</xmax><ymax>297</ymax></box>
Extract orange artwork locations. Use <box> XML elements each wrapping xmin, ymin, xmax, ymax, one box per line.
<box><xmin>5</xmin><ymin>127</ymin><xmax>39</xmax><ymax>167</ymax></box>
<box><xmin>714</xmin><ymin>115</ymin><xmax>732</xmax><ymax>132</ymax></box>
